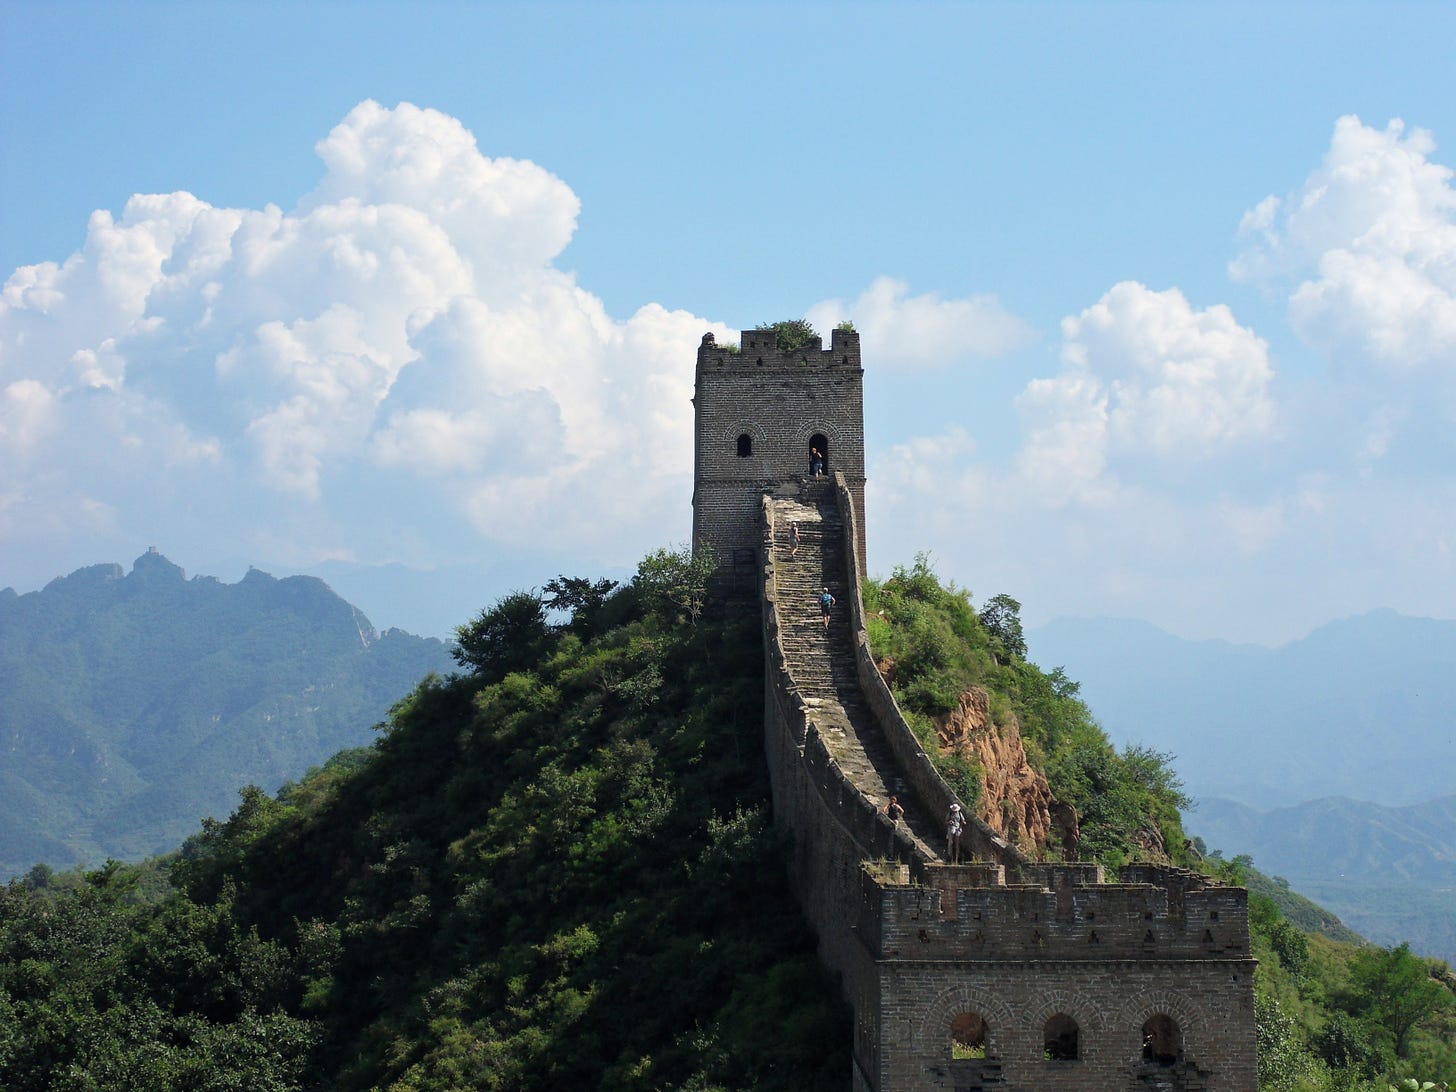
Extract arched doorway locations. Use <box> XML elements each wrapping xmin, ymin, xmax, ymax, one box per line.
<box><xmin>809</xmin><ymin>433</ymin><xmax>828</xmax><ymax>477</ymax></box>
<box><xmin>1141</xmin><ymin>1014</ymin><xmax>1181</xmax><ymax>1066</ymax></box>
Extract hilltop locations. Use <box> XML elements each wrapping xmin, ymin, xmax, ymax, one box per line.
<box><xmin>0</xmin><ymin>551</ymin><xmax>454</xmax><ymax>878</ymax></box>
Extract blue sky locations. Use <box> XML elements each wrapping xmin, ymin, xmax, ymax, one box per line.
<box><xmin>4</xmin><ymin>1</ymin><xmax>1455</xmax><ymax>643</ymax></box>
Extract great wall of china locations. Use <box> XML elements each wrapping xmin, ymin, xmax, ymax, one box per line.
<box><xmin>693</xmin><ymin>328</ymin><xmax>1258</xmax><ymax>1091</ymax></box>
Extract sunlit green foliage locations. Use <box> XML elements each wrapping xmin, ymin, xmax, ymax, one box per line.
<box><xmin>863</xmin><ymin>555</ymin><xmax>1190</xmax><ymax>867</ymax></box>
<box><xmin>753</xmin><ymin>319</ymin><xmax>819</xmax><ymax>353</ymax></box>
<box><xmin>1242</xmin><ymin>839</ymin><xmax>1456</xmax><ymax>1089</ymax></box>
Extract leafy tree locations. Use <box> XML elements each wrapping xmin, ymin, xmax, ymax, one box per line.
<box><xmin>754</xmin><ymin>319</ymin><xmax>819</xmax><ymax>353</ymax></box>
<box><xmin>1348</xmin><ymin>944</ymin><xmax>1453</xmax><ymax>1059</ymax></box>
<box><xmin>633</xmin><ymin>543</ymin><xmax>716</xmax><ymax>626</ymax></box>
<box><xmin>542</xmin><ymin>575</ymin><xmax>618</xmax><ymax>637</ymax></box>
<box><xmin>1315</xmin><ymin>1012</ymin><xmax>1384</xmax><ymax>1080</ymax></box>
<box><xmin>1269</xmin><ymin>917</ymin><xmax>1312</xmax><ymax>978</ymax></box>
<box><xmin>1256</xmin><ymin>994</ymin><xmax>1317</xmax><ymax>1090</ymax></box>
<box><xmin>452</xmin><ymin>590</ymin><xmax>555</xmax><ymax>681</ymax></box>
<box><xmin>978</xmin><ymin>593</ymin><xmax>1027</xmax><ymax>660</ymax></box>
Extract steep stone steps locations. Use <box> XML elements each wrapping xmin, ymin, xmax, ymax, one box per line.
<box><xmin>770</xmin><ymin>494</ymin><xmax>942</xmax><ymax>861</ymax></box>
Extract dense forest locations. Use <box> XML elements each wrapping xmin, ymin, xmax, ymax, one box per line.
<box><xmin>1</xmin><ymin>550</ymin><xmax>1451</xmax><ymax>1089</ymax></box>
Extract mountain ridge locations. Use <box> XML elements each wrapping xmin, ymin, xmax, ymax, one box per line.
<box><xmin>1028</xmin><ymin>609</ymin><xmax>1456</xmax><ymax>808</ymax></box>
<box><xmin>0</xmin><ymin>550</ymin><xmax>455</xmax><ymax>878</ymax></box>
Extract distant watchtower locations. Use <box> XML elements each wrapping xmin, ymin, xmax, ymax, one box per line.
<box><xmin>692</xmin><ymin>326</ymin><xmax>866</xmax><ymax>580</ymax></box>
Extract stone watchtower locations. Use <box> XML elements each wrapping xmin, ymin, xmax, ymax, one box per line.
<box><xmin>692</xmin><ymin>326</ymin><xmax>866</xmax><ymax>578</ymax></box>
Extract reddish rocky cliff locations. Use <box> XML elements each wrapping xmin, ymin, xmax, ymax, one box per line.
<box><xmin>932</xmin><ymin>687</ymin><xmax>1067</xmax><ymax>854</ymax></box>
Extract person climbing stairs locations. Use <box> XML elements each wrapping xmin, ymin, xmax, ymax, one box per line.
<box><xmin>769</xmin><ymin>485</ymin><xmax>942</xmax><ymax>861</ymax></box>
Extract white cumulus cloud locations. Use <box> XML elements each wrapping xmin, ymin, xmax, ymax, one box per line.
<box><xmin>0</xmin><ymin>100</ymin><xmax>728</xmax><ymax>584</ymax></box>
<box><xmin>806</xmin><ymin>276</ymin><xmax>1034</xmax><ymax>371</ymax></box>
<box><xmin>1232</xmin><ymin>115</ymin><xmax>1456</xmax><ymax>378</ymax></box>
<box><xmin>1013</xmin><ymin>282</ymin><xmax>1274</xmax><ymax>503</ymax></box>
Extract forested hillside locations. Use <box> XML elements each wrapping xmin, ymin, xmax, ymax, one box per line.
<box><xmin>0</xmin><ymin>551</ymin><xmax>849</xmax><ymax>1090</ymax></box>
<box><xmin>1</xmin><ymin>551</ymin><xmax>1450</xmax><ymax>1090</ymax></box>
<box><xmin>0</xmin><ymin>551</ymin><xmax>453</xmax><ymax>877</ymax></box>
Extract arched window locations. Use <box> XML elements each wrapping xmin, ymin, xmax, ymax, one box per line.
<box><xmin>1141</xmin><ymin>1014</ymin><xmax>1181</xmax><ymax>1066</ymax></box>
<box><xmin>808</xmin><ymin>433</ymin><xmax>828</xmax><ymax>476</ymax></box>
<box><xmin>950</xmin><ymin>1012</ymin><xmax>987</xmax><ymax>1059</ymax></box>
<box><xmin>736</xmin><ymin>433</ymin><xmax>753</xmax><ymax>457</ymax></box>
<box><xmin>1044</xmin><ymin>1013</ymin><xmax>1079</xmax><ymax>1061</ymax></box>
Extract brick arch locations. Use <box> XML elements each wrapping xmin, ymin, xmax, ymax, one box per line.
<box><xmin>1114</xmin><ymin>989</ymin><xmax>1208</xmax><ymax>1064</ymax></box>
<box><xmin>717</xmin><ymin>421</ymin><xmax>767</xmax><ymax>448</ymax></box>
<box><xmin>916</xmin><ymin>985</ymin><xmax>1016</xmax><ymax>1056</ymax></box>
<box><xmin>1025</xmin><ymin>989</ymin><xmax>1109</xmax><ymax>1033</ymax></box>
<box><xmin>797</xmin><ymin>421</ymin><xmax>850</xmax><ymax>451</ymax></box>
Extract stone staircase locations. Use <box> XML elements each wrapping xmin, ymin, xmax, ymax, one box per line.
<box><xmin>769</xmin><ymin>484</ymin><xmax>942</xmax><ymax>861</ymax></box>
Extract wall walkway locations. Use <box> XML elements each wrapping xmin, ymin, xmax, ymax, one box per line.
<box><xmin>757</xmin><ymin>473</ymin><xmax>1258</xmax><ymax>1092</ymax></box>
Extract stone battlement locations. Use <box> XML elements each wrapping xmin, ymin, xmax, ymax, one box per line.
<box><xmin>699</xmin><ymin>326</ymin><xmax>861</xmax><ymax>371</ymax></box>
<box><xmin>860</xmin><ymin>864</ymin><xmax>1250</xmax><ymax>963</ymax></box>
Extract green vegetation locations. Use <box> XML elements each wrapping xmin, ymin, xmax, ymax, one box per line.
<box><xmin>753</xmin><ymin>319</ymin><xmax>820</xmax><ymax>353</ymax></box>
<box><xmin>4</xmin><ymin>546</ymin><xmax>1451</xmax><ymax>1089</ymax></box>
<box><xmin>1245</xmin><ymin>861</ymin><xmax>1455</xmax><ymax>1090</ymax></box>
<box><xmin>863</xmin><ymin>556</ymin><xmax>1191</xmax><ymax>868</ymax></box>
<box><xmin>0</xmin><ymin>546</ymin><xmax>847</xmax><ymax>1090</ymax></box>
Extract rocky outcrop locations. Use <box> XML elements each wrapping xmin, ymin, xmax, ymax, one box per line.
<box><xmin>932</xmin><ymin>687</ymin><xmax>1059</xmax><ymax>853</ymax></box>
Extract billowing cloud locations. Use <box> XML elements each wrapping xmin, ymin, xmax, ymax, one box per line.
<box><xmin>1014</xmin><ymin>282</ymin><xmax>1274</xmax><ymax>503</ymax></box>
<box><xmin>0</xmin><ymin>101</ymin><xmax>730</xmax><ymax>582</ymax></box>
<box><xmin>1232</xmin><ymin>115</ymin><xmax>1456</xmax><ymax>378</ymax></box>
<box><xmin>866</xmin><ymin>120</ymin><xmax>1456</xmax><ymax>643</ymax></box>
<box><xmin>806</xmin><ymin>276</ymin><xmax>1034</xmax><ymax>371</ymax></box>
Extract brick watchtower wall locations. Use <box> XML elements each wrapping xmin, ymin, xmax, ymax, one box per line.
<box><xmin>693</xmin><ymin>328</ymin><xmax>866</xmax><ymax>580</ymax></box>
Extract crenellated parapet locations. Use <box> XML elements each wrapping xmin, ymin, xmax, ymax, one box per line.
<box><xmin>699</xmin><ymin>326</ymin><xmax>863</xmax><ymax>370</ymax></box>
<box><xmin>860</xmin><ymin>864</ymin><xmax>1251</xmax><ymax>963</ymax></box>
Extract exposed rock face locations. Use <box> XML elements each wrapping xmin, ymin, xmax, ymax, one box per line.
<box><xmin>933</xmin><ymin>687</ymin><xmax>1059</xmax><ymax>853</ymax></box>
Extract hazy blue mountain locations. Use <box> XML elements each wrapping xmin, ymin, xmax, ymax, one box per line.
<box><xmin>0</xmin><ymin>550</ymin><xmax>456</xmax><ymax>878</ymax></box>
<box><xmin>195</xmin><ymin>554</ymin><xmax>637</xmax><ymax>640</ymax></box>
<box><xmin>1028</xmin><ymin>610</ymin><xmax>1456</xmax><ymax>808</ymax></box>
<box><xmin>1192</xmin><ymin>795</ymin><xmax>1456</xmax><ymax>963</ymax></box>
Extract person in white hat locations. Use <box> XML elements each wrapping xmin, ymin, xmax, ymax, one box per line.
<box><xmin>946</xmin><ymin>801</ymin><xmax>965</xmax><ymax>863</ymax></box>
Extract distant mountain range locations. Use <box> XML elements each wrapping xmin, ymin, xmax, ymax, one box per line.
<box><xmin>0</xmin><ymin>550</ymin><xmax>455</xmax><ymax>878</ymax></box>
<box><xmin>1028</xmin><ymin>611</ymin><xmax>1456</xmax><ymax>962</ymax></box>
<box><xmin>1194</xmin><ymin>795</ymin><xmax>1456</xmax><ymax>964</ymax></box>
<box><xmin>1028</xmin><ymin>610</ymin><xmax>1456</xmax><ymax>808</ymax></box>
